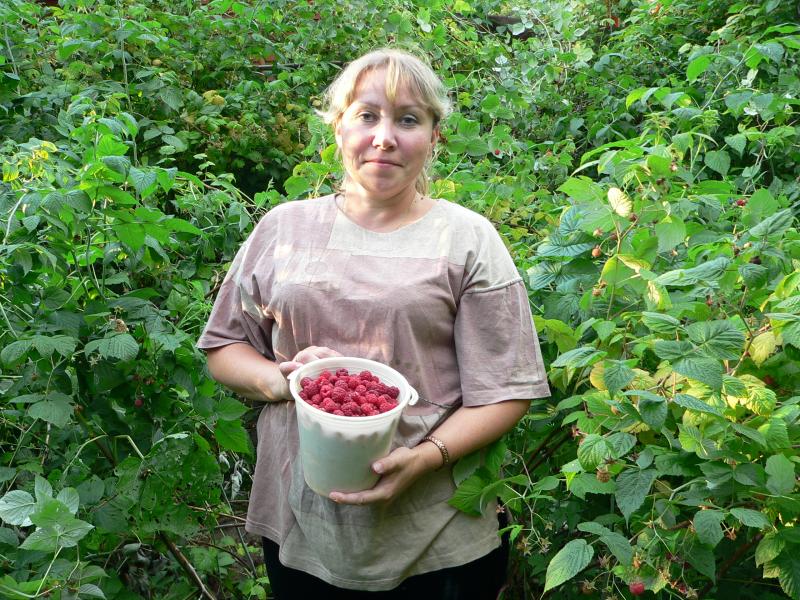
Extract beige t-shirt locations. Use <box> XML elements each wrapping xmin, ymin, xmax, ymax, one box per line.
<box><xmin>197</xmin><ymin>195</ymin><xmax>550</xmax><ymax>591</ymax></box>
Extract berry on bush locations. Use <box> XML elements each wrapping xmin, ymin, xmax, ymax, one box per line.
<box><xmin>629</xmin><ymin>581</ymin><xmax>646</xmax><ymax>596</ymax></box>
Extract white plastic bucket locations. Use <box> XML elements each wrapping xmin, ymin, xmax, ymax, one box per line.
<box><xmin>288</xmin><ymin>357</ymin><xmax>419</xmax><ymax>497</ymax></box>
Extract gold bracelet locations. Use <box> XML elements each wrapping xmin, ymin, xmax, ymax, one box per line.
<box><xmin>423</xmin><ymin>435</ymin><xmax>450</xmax><ymax>469</ymax></box>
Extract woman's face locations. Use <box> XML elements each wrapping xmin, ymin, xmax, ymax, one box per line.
<box><xmin>335</xmin><ymin>68</ymin><xmax>438</xmax><ymax>201</ymax></box>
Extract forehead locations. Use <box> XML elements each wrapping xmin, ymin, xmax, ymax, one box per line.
<box><xmin>350</xmin><ymin>67</ymin><xmax>424</xmax><ymax>109</ymax></box>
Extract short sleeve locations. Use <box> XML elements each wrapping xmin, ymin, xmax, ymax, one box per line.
<box><xmin>454</xmin><ymin>220</ymin><xmax>550</xmax><ymax>406</ymax></box>
<box><xmin>196</xmin><ymin>219</ymin><xmax>276</xmax><ymax>360</ymax></box>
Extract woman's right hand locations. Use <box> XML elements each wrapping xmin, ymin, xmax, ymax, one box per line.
<box><xmin>278</xmin><ymin>346</ymin><xmax>343</xmax><ymax>378</ymax></box>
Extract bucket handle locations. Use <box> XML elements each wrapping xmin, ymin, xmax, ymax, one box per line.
<box><xmin>407</xmin><ymin>385</ymin><xmax>419</xmax><ymax>406</ymax></box>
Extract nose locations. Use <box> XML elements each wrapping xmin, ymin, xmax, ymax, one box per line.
<box><xmin>372</xmin><ymin>118</ymin><xmax>396</xmax><ymax>150</ymax></box>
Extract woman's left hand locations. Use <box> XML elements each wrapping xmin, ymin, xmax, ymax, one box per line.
<box><xmin>329</xmin><ymin>444</ymin><xmax>440</xmax><ymax>506</ymax></box>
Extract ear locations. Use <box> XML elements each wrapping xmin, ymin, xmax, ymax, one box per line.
<box><xmin>335</xmin><ymin>122</ymin><xmax>342</xmax><ymax>148</ymax></box>
<box><xmin>430</xmin><ymin>124</ymin><xmax>440</xmax><ymax>146</ymax></box>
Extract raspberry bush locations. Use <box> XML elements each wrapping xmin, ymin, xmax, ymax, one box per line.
<box><xmin>1</xmin><ymin>0</ymin><xmax>798</xmax><ymax>599</ymax></box>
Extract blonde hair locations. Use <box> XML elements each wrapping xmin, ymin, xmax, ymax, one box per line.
<box><xmin>319</xmin><ymin>48</ymin><xmax>451</xmax><ymax>195</ymax></box>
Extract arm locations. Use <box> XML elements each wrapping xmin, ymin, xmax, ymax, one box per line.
<box><xmin>206</xmin><ymin>343</ymin><xmax>344</xmax><ymax>403</ymax></box>
<box><xmin>329</xmin><ymin>398</ymin><xmax>531</xmax><ymax>505</ymax></box>
<box><xmin>206</xmin><ymin>343</ymin><xmax>289</xmax><ymax>402</ymax></box>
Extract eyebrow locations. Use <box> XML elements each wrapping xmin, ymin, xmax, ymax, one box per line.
<box><xmin>351</xmin><ymin>101</ymin><xmax>426</xmax><ymax>112</ymax></box>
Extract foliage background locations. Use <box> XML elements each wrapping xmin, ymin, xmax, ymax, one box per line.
<box><xmin>1</xmin><ymin>0</ymin><xmax>799</xmax><ymax>598</ymax></box>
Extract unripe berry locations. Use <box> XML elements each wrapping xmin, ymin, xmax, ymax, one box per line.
<box><xmin>591</xmin><ymin>246</ymin><xmax>602</xmax><ymax>258</ymax></box>
<box><xmin>134</xmin><ymin>397</ymin><xmax>144</xmax><ymax>408</ymax></box>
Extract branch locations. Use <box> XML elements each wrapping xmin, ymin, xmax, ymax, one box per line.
<box><xmin>159</xmin><ymin>532</ymin><xmax>218</xmax><ymax>600</ymax></box>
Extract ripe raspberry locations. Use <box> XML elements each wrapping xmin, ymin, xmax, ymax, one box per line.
<box><xmin>304</xmin><ymin>382</ymin><xmax>319</xmax><ymax>396</ymax></box>
<box><xmin>298</xmin><ymin>390</ymin><xmax>308</xmax><ymax>400</ymax></box>
<box><xmin>387</xmin><ymin>386</ymin><xmax>399</xmax><ymax>399</ymax></box>
<box><xmin>328</xmin><ymin>375</ymin><xmax>338</xmax><ymax>384</ymax></box>
<box><xmin>355</xmin><ymin>384</ymin><xmax>366</xmax><ymax>394</ymax></box>
<box><xmin>359</xmin><ymin>370</ymin><xmax>373</xmax><ymax>380</ymax></box>
<box><xmin>300</xmin><ymin>377</ymin><xmax>313</xmax><ymax>388</ymax></box>
<box><xmin>378</xmin><ymin>401</ymin><xmax>397</xmax><ymax>413</ymax></box>
<box><xmin>331</xmin><ymin>387</ymin><xmax>348</xmax><ymax>402</ymax></box>
<box><xmin>320</xmin><ymin>384</ymin><xmax>333</xmax><ymax>398</ymax></box>
<box><xmin>319</xmin><ymin>370</ymin><xmax>332</xmax><ymax>380</ymax></box>
<box><xmin>336</xmin><ymin>368</ymin><xmax>349</xmax><ymax>377</ymax></box>
<box><xmin>134</xmin><ymin>397</ymin><xmax>144</xmax><ymax>408</ymax></box>
<box><xmin>361</xmin><ymin>402</ymin><xmax>376</xmax><ymax>413</ymax></box>
<box><xmin>310</xmin><ymin>394</ymin><xmax>321</xmax><ymax>404</ymax></box>
<box><xmin>333</xmin><ymin>409</ymin><xmax>344</xmax><ymax>415</ymax></box>
<box><xmin>347</xmin><ymin>378</ymin><xmax>359</xmax><ymax>389</ymax></box>
<box><xmin>320</xmin><ymin>399</ymin><xmax>338</xmax><ymax>412</ymax></box>
<box><xmin>334</xmin><ymin>379</ymin><xmax>349</xmax><ymax>389</ymax></box>
<box><xmin>341</xmin><ymin>401</ymin><xmax>361</xmax><ymax>416</ymax></box>
<box><xmin>629</xmin><ymin>581</ymin><xmax>645</xmax><ymax>596</ymax></box>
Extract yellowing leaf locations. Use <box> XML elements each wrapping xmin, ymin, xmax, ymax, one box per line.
<box><xmin>750</xmin><ymin>331</ymin><xmax>777</xmax><ymax>366</ymax></box>
<box><xmin>607</xmin><ymin>187</ymin><xmax>632</xmax><ymax>217</ymax></box>
<box><xmin>590</xmin><ymin>362</ymin><xmax>607</xmax><ymax>390</ymax></box>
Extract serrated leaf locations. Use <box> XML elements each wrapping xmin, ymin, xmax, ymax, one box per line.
<box><xmin>603</xmin><ymin>360</ymin><xmax>635</xmax><ymax>392</ymax></box>
<box><xmin>608</xmin><ymin>432</ymin><xmax>637</xmax><ymax>459</ymax></box>
<box><xmin>615</xmin><ymin>469</ymin><xmax>657</xmax><ymax>522</ymax></box>
<box><xmin>687</xmin><ymin>320</ymin><xmax>745</xmax><ymax>360</ymax></box>
<box><xmin>607</xmin><ymin>187</ymin><xmax>632</xmax><ymax>217</ymax></box>
<box><xmin>87</xmin><ymin>334</ymin><xmax>139</xmax><ymax>361</ymax></box>
<box><xmin>214</xmin><ymin>419</ymin><xmax>251</xmax><ymax>454</ymax></box>
<box><xmin>34</xmin><ymin>476</ymin><xmax>52</xmax><ymax>502</ymax></box>
<box><xmin>637</xmin><ymin>393</ymin><xmax>668</xmax><ymax>430</ymax></box>
<box><xmin>1</xmin><ymin>339</ymin><xmax>32</xmax><ymax>366</ymax></box>
<box><xmin>687</xmin><ymin>543</ymin><xmax>716</xmax><ymax>581</ymax></box>
<box><xmin>128</xmin><ymin>166</ymin><xmax>157</xmax><ymax>196</ymax></box>
<box><xmin>730</xmin><ymin>508</ymin><xmax>771</xmax><ymax>529</ymax></box>
<box><xmin>578</xmin><ymin>435</ymin><xmax>612</xmax><ymax>471</ymax></box>
<box><xmin>704</xmin><ymin>150</ymin><xmax>730</xmax><ymax>176</ymax></box>
<box><xmin>0</xmin><ymin>490</ymin><xmax>35</xmax><ymax>526</ymax></box>
<box><xmin>766</xmin><ymin>454</ymin><xmax>795</xmax><ymax>495</ymax></box>
<box><xmin>551</xmin><ymin>346</ymin><xmax>606</xmax><ymax>369</ymax></box>
<box><xmin>56</xmin><ymin>488</ymin><xmax>80</xmax><ymax>515</ymax></box>
<box><xmin>694</xmin><ymin>509</ymin><xmax>724</xmax><ymax>547</ymax></box>
<box><xmin>78</xmin><ymin>584</ymin><xmax>106</xmax><ymax>599</ymax></box>
<box><xmin>672</xmin><ymin>393</ymin><xmax>724</xmax><ymax>417</ymax></box>
<box><xmin>544</xmin><ymin>539</ymin><xmax>594</xmax><ymax>592</ymax></box>
<box><xmin>655</xmin><ymin>256</ymin><xmax>731</xmax><ymax>287</ymax></box>
<box><xmin>759</xmin><ymin>418</ymin><xmax>790</xmax><ymax>450</ymax></box>
<box><xmin>747</xmin><ymin>209</ymin><xmax>794</xmax><ymax>239</ymax></box>
<box><xmin>28</xmin><ymin>398</ymin><xmax>72</xmax><ymax>428</ymax></box>
<box><xmin>756</xmin><ymin>533</ymin><xmax>784</xmax><ymax>566</ymax></box>
<box><xmin>774</xmin><ymin>552</ymin><xmax>800</xmax><ymax>599</ymax></box>
<box><xmin>745</xmin><ymin>386</ymin><xmax>777</xmax><ymax>416</ymax></box>
<box><xmin>750</xmin><ymin>331</ymin><xmax>777</xmax><ymax>366</ymax></box>
<box><xmin>687</xmin><ymin>54</ymin><xmax>712</xmax><ymax>82</ymax></box>
<box><xmin>672</xmin><ymin>356</ymin><xmax>723</xmax><ymax>390</ymax></box>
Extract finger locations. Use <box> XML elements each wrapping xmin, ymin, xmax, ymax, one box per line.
<box><xmin>329</xmin><ymin>490</ymin><xmax>384</xmax><ymax>505</ymax></box>
<box><xmin>278</xmin><ymin>361</ymin><xmax>302</xmax><ymax>377</ymax></box>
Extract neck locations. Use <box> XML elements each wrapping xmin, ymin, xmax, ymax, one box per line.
<box><xmin>337</xmin><ymin>186</ymin><xmax>430</xmax><ymax>232</ymax></box>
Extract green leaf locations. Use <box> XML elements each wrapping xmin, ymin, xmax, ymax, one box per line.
<box><xmin>637</xmin><ymin>392</ymin><xmax>668</xmax><ymax>430</ymax></box>
<box><xmin>577</xmin><ymin>522</ymin><xmax>633</xmax><ymax>565</ymax></box>
<box><xmin>56</xmin><ymin>488</ymin><xmax>80</xmax><ymax>515</ymax></box>
<box><xmin>774</xmin><ymin>552</ymin><xmax>800</xmax><ymax>600</ymax></box>
<box><xmin>730</xmin><ymin>508</ymin><xmax>771</xmax><ymax>529</ymax></box>
<box><xmin>672</xmin><ymin>393</ymin><xmax>723</xmax><ymax>417</ymax></box>
<box><xmin>568</xmin><ymin>473</ymin><xmax>615</xmax><ymax>499</ymax></box>
<box><xmin>34</xmin><ymin>476</ymin><xmax>52</xmax><ymax>502</ymax></box>
<box><xmin>687</xmin><ymin>320</ymin><xmax>745</xmax><ymax>360</ymax></box>
<box><xmin>704</xmin><ymin>150</ymin><xmax>730</xmax><ymax>176</ymax></box>
<box><xmin>744</xmin><ymin>385</ymin><xmax>777</xmax><ymax>416</ymax></box>
<box><xmin>32</xmin><ymin>335</ymin><xmax>77</xmax><ymax>358</ymax></box>
<box><xmin>687</xmin><ymin>54</ymin><xmax>712</xmax><ymax>82</ymax></box>
<box><xmin>1</xmin><ymin>339</ymin><xmax>32</xmax><ymax>366</ymax></box>
<box><xmin>603</xmin><ymin>360</ymin><xmax>635</xmax><ymax>392</ymax></box>
<box><xmin>283</xmin><ymin>175</ymin><xmax>310</xmax><ymax>199</ymax></box>
<box><xmin>28</xmin><ymin>398</ymin><xmax>72</xmax><ymax>428</ymax></box>
<box><xmin>128</xmin><ymin>166</ymin><xmax>157</xmax><ymax>197</ymax></box>
<box><xmin>766</xmin><ymin>454</ymin><xmax>795</xmax><ymax>495</ymax></box>
<box><xmin>672</xmin><ymin>356</ymin><xmax>723</xmax><ymax>389</ymax></box>
<box><xmin>756</xmin><ymin>533</ymin><xmax>784</xmax><ymax>566</ymax></box>
<box><xmin>760</xmin><ymin>418</ymin><xmax>790</xmax><ymax>450</ymax></box>
<box><xmin>607</xmin><ymin>187</ymin><xmax>632</xmax><ymax>217</ymax></box>
<box><xmin>214</xmin><ymin>419</ymin><xmax>251</xmax><ymax>454</ymax></box>
<box><xmin>694</xmin><ymin>509</ymin><xmax>724</xmax><ymax>547</ymax></box>
<box><xmin>687</xmin><ymin>542</ymin><xmax>716</xmax><ymax>581</ymax></box>
<box><xmin>615</xmin><ymin>469</ymin><xmax>657</xmax><ymax>522</ymax></box>
<box><xmin>551</xmin><ymin>346</ymin><xmax>606</xmax><ymax>369</ymax></box>
<box><xmin>448</xmin><ymin>473</ymin><xmax>487</xmax><ymax>516</ymax></box>
<box><xmin>77</xmin><ymin>584</ymin><xmax>106</xmax><ymax>599</ymax></box>
<box><xmin>656</xmin><ymin>256</ymin><xmax>730</xmax><ymax>287</ymax></box>
<box><xmin>725</xmin><ymin>133</ymin><xmax>747</xmax><ymax>155</ymax></box>
<box><xmin>544</xmin><ymin>539</ymin><xmax>594</xmax><ymax>592</ymax></box>
<box><xmin>0</xmin><ymin>490</ymin><xmax>35</xmax><ymax>526</ymax></box>
<box><xmin>654</xmin><ymin>217</ymin><xmax>686</xmax><ymax>253</ymax></box>
<box><xmin>85</xmin><ymin>334</ymin><xmax>139</xmax><ymax>362</ymax></box>
<box><xmin>216</xmin><ymin>397</ymin><xmax>249</xmax><ymax>421</ymax></box>
<box><xmin>577</xmin><ymin>435</ymin><xmax>612</xmax><ymax>471</ymax></box>
<box><xmin>608</xmin><ymin>432</ymin><xmax>637</xmax><ymax>459</ymax></box>
<box><xmin>747</xmin><ymin>209</ymin><xmax>794</xmax><ymax>239</ymax></box>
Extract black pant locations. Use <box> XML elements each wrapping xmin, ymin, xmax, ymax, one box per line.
<box><xmin>262</xmin><ymin>512</ymin><xmax>510</xmax><ymax>600</ymax></box>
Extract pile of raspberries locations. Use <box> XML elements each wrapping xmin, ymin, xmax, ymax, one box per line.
<box><xmin>298</xmin><ymin>368</ymin><xmax>400</xmax><ymax>416</ymax></box>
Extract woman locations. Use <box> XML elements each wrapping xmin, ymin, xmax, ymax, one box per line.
<box><xmin>198</xmin><ymin>48</ymin><xmax>550</xmax><ymax>599</ymax></box>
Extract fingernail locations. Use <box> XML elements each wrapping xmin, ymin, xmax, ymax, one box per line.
<box><xmin>373</xmin><ymin>462</ymin><xmax>383</xmax><ymax>474</ymax></box>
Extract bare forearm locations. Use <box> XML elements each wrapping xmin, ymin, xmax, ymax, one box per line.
<box><xmin>205</xmin><ymin>343</ymin><xmax>289</xmax><ymax>402</ymax></box>
<box><xmin>414</xmin><ymin>399</ymin><xmax>532</xmax><ymax>471</ymax></box>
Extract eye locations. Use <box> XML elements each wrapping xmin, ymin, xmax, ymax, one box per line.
<box><xmin>400</xmin><ymin>115</ymin><xmax>419</xmax><ymax>126</ymax></box>
<box><xmin>357</xmin><ymin>111</ymin><xmax>376</xmax><ymax>122</ymax></box>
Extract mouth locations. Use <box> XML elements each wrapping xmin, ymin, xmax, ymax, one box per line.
<box><xmin>365</xmin><ymin>159</ymin><xmax>402</xmax><ymax>167</ymax></box>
